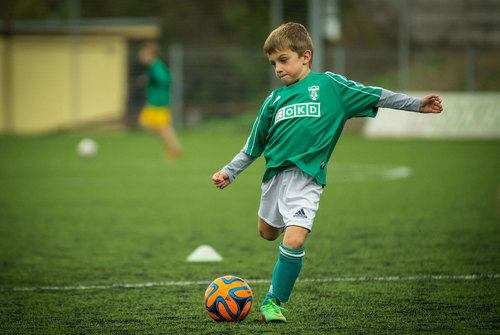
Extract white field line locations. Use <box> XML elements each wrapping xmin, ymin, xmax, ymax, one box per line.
<box><xmin>331</xmin><ymin>164</ymin><xmax>413</xmax><ymax>183</ymax></box>
<box><xmin>2</xmin><ymin>273</ymin><xmax>498</xmax><ymax>293</ymax></box>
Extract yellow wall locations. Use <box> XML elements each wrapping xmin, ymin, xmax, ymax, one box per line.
<box><xmin>0</xmin><ymin>37</ymin><xmax>5</xmax><ymax>131</ymax></box>
<box><xmin>79</xmin><ymin>36</ymin><xmax>127</xmax><ymax>123</ymax></box>
<box><xmin>11</xmin><ymin>36</ymin><xmax>73</xmax><ymax>133</ymax></box>
<box><xmin>4</xmin><ymin>35</ymin><xmax>127</xmax><ymax>134</ymax></box>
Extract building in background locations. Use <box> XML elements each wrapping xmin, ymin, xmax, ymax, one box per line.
<box><xmin>0</xmin><ymin>18</ymin><xmax>159</xmax><ymax>134</ymax></box>
<box><xmin>1</xmin><ymin>0</ymin><xmax>499</xmax><ymax>135</ymax></box>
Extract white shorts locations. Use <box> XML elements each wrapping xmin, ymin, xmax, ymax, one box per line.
<box><xmin>258</xmin><ymin>167</ymin><xmax>323</xmax><ymax>232</ymax></box>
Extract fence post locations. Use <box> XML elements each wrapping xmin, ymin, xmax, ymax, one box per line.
<box><xmin>2</xmin><ymin>18</ymin><xmax>14</xmax><ymax>133</ymax></box>
<box><xmin>269</xmin><ymin>0</ymin><xmax>283</xmax><ymax>88</ymax></box>
<box><xmin>466</xmin><ymin>46</ymin><xmax>476</xmax><ymax>91</ymax></box>
<box><xmin>308</xmin><ymin>0</ymin><xmax>324</xmax><ymax>71</ymax></box>
<box><xmin>333</xmin><ymin>46</ymin><xmax>346</xmax><ymax>74</ymax></box>
<box><xmin>69</xmin><ymin>0</ymin><xmax>82</xmax><ymax>126</ymax></box>
<box><xmin>169</xmin><ymin>43</ymin><xmax>184</xmax><ymax>128</ymax></box>
<box><xmin>398</xmin><ymin>0</ymin><xmax>410</xmax><ymax>91</ymax></box>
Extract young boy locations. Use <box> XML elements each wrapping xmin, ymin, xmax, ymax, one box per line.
<box><xmin>138</xmin><ymin>41</ymin><xmax>182</xmax><ymax>158</ymax></box>
<box><xmin>211</xmin><ymin>22</ymin><xmax>442</xmax><ymax>322</ymax></box>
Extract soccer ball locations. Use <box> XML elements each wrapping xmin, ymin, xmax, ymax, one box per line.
<box><xmin>77</xmin><ymin>138</ymin><xmax>97</xmax><ymax>157</ymax></box>
<box><xmin>204</xmin><ymin>275</ymin><xmax>253</xmax><ymax>322</ymax></box>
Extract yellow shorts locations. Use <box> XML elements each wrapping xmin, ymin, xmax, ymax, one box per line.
<box><xmin>138</xmin><ymin>106</ymin><xmax>172</xmax><ymax>130</ymax></box>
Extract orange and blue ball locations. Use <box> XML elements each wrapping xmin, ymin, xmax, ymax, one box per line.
<box><xmin>204</xmin><ymin>275</ymin><xmax>253</xmax><ymax>322</ymax></box>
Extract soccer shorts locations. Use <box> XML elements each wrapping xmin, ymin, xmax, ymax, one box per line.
<box><xmin>138</xmin><ymin>106</ymin><xmax>172</xmax><ymax>130</ymax></box>
<box><xmin>258</xmin><ymin>167</ymin><xmax>323</xmax><ymax>232</ymax></box>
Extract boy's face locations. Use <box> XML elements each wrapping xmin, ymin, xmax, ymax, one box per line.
<box><xmin>138</xmin><ymin>47</ymin><xmax>155</xmax><ymax>65</ymax></box>
<box><xmin>268</xmin><ymin>49</ymin><xmax>311</xmax><ymax>85</ymax></box>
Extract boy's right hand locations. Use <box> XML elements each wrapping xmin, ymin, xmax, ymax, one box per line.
<box><xmin>212</xmin><ymin>170</ymin><xmax>231</xmax><ymax>189</ymax></box>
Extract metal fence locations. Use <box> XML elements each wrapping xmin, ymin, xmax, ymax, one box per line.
<box><xmin>6</xmin><ymin>0</ymin><xmax>498</xmax><ymax>130</ymax></box>
<box><xmin>134</xmin><ymin>42</ymin><xmax>499</xmax><ymax>128</ymax></box>
<box><xmin>127</xmin><ymin>44</ymin><xmax>271</xmax><ymax>127</ymax></box>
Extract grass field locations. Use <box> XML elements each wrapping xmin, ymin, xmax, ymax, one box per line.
<box><xmin>0</xmin><ymin>117</ymin><xmax>499</xmax><ymax>334</ymax></box>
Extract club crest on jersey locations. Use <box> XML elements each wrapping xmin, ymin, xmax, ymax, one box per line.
<box><xmin>308</xmin><ymin>85</ymin><xmax>320</xmax><ymax>101</ymax></box>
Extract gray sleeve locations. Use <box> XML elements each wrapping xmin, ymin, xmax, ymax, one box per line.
<box><xmin>221</xmin><ymin>151</ymin><xmax>257</xmax><ymax>182</ymax></box>
<box><xmin>376</xmin><ymin>88</ymin><xmax>422</xmax><ymax>112</ymax></box>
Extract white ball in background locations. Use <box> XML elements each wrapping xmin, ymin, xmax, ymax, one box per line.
<box><xmin>77</xmin><ymin>138</ymin><xmax>98</xmax><ymax>157</ymax></box>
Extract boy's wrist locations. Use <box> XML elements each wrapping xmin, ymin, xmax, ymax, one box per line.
<box><xmin>417</xmin><ymin>100</ymin><xmax>423</xmax><ymax>112</ymax></box>
<box><xmin>221</xmin><ymin>167</ymin><xmax>235</xmax><ymax>183</ymax></box>
<box><xmin>222</xmin><ymin>151</ymin><xmax>256</xmax><ymax>184</ymax></box>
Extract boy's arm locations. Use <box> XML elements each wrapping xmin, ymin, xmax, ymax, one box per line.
<box><xmin>212</xmin><ymin>151</ymin><xmax>256</xmax><ymax>189</ymax></box>
<box><xmin>326</xmin><ymin>72</ymin><xmax>442</xmax><ymax>117</ymax></box>
<box><xmin>377</xmin><ymin>89</ymin><xmax>443</xmax><ymax>114</ymax></box>
<box><xmin>212</xmin><ymin>92</ymin><xmax>273</xmax><ymax>189</ymax></box>
<box><xmin>222</xmin><ymin>151</ymin><xmax>256</xmax><ymax>182</ymax></box>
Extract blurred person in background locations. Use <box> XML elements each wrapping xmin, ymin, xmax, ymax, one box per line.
<box><xmin>138</xmin><ymin>41</ymin><xmax>182</xmax><ymax>159</ymax></box>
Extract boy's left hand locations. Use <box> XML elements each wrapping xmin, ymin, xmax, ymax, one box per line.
<box><xmin>420</xmin><ymin>94</ymin><xmax>443</xmax><ymax>114</ymax></box>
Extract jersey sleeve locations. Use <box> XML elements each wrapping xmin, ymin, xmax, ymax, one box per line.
<box><xmin>243</xmin><ymin>92</ymin><xmax>274</xmax><ymax>158</ymax></box>
<box><xmin>326</xmin><ymin>72</ymin><xmax>382</xmax><ymax>119</ymax></box>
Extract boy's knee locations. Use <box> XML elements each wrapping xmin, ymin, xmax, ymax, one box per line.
<box><xmin>282</xmin><ymin>226</ymin><xmax>309</xmax><ymax>249</ymax></box>
<box><xmin>258</xmin><ymin>218</ymin><xmax>280</xmax><ymax>241</ymax></box>
<box><xmin>259</xmin><ymin>226</ymin><xmax>279</xmax><ymax>241</ymax></box>
<box><xmin>282</xmin><ymin>236</ymin><xmax>305</xmax><ymax>249</ymax></box>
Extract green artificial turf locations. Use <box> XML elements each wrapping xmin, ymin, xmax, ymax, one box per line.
<box><xmin>0</xmin><ymin>118</ymin><xmax>499</xmax><ymax>334</ymax></box>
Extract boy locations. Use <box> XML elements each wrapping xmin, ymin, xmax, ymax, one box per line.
<box><xmin>211</xmin><ymin>22</ymin><xmax>442</xmax><ymax>322</ymax></box>
<box><xmin>138</xmin><ymin>41</ymin><xmax>182</xmax><ymax>158</ymax></box>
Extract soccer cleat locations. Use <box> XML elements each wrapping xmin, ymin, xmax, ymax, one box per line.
<box><xmin>260</xmin><ymin>298</ymin><xmax>287</xmax><ymax>323</ymax></box>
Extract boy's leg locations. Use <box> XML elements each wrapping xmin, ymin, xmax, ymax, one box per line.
<box><xmin>261</xmin><ymin>168</ymin><xmax>322</xmax><ymax>322</ymax></box>
<box><xmin>258</xmin><ymin>218</ymin><xmax>282</xmax><ymax>241</ymax></box>
<box><xmin>159</xmin><ymin>125</ymin><xmax>182</xmax><ymax>158</ymax></box>
<box><xmin>138</xmin><ymin>107</ymin><xmax>182</xmax><ymax>158</ymax></box>
<box><xmin>257</xmin><ymin>174</ymin><xmax>284</xmax><ymax>241</ymax></box>
<box><xmin>261</xmin><ymin>225</ymin><xmax>308</xmax><ymax>322</ymax></box>
<box><xmin>264</xmin><ymin>226</ymin><xmax>308</xmax><ymax>303</ymax></box>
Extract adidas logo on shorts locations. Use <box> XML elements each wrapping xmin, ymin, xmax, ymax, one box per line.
<box><xmin>293</xmin><ymin>209</ymin><xmax>308</xmax><ymax>219</ymax></box>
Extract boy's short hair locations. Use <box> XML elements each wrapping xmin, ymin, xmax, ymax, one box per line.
<box><xmin>141</xmin><ymin>41</ymin><xmax>160</xmax><ymax>56</ymax></box>
<box><xmin>263</xmin><ymin>22</ymin><xmax>314</xmax><ymax>58</ymax></box>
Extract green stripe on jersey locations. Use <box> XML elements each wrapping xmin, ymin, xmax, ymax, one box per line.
<box><xmin>245</xmin><ymin>92</ymin><xmax>274</xmax><ymax>155</ymax></box>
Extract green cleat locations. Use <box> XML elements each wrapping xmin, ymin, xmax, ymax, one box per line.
<box><xmin>260</xmin><ymin>298</ymin><xmax>287</xmax><ymax>323</ymax></box>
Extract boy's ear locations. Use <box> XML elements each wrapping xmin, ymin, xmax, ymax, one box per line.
<box><xmin>302</xmin><ymin>50</ymin><xmax>312</xmax><ymax>65</ymax></box>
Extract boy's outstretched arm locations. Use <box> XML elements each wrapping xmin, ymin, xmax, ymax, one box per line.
<box><xmin>212</xmin><ymin>151</ymin><xmax>256</xmax><ymax>189</ymax></box>
<box><xmin>376</xmin><ymin>89</ymin><xmax>443</xmax><ymax>114</ymax></box>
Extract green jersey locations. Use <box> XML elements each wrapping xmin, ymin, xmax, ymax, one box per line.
<box><xmin>146</xmin><ymin>58</ymin><xmax>171</xmax><ymax>107</ymax></box>
<box><xmin>243</xmin><ymin>71</ymin><xmax>382</xmax><ymax>186</ymax></box>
